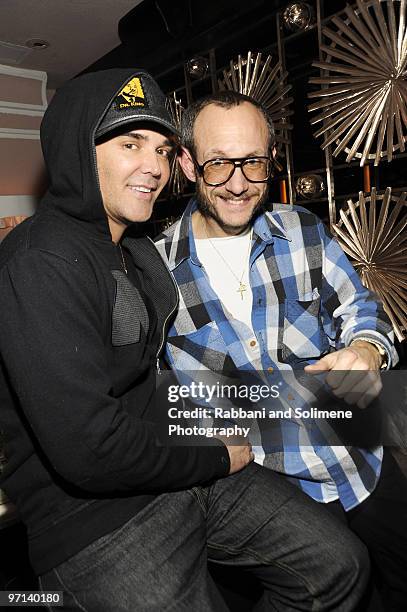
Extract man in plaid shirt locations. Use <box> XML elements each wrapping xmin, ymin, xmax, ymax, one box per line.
<box><xmin>155</xmin><ymin>90</ymin><xmax>407</xmax><ymax>610</ymax></box>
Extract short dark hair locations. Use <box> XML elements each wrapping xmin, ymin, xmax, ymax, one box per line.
<box><xmin>181</xmin><ymin>90</ymin><xmax>275</xmax><ymax>157</ymax></box>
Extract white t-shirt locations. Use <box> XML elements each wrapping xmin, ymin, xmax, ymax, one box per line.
<box><xmin>195</xmin><ymin>230</ymin><xmax>254</xmax><ymax>331</ymax></box>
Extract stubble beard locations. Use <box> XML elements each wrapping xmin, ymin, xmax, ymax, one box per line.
<box><xmin>196</xmin><ymin>180</ymin><xmax>269</xmax><ymax>235</ymax></box>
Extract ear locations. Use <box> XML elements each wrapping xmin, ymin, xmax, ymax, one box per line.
<box><xmin>178</xmin><ymin>147</ymin><xmax>197</xmax><ymax>182</ymax></box>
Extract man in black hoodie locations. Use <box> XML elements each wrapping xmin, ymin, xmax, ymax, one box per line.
<box><xmin>0</xmin><ymin>69</ymin><xmax>369</xmax><ymax>611</ymax></box>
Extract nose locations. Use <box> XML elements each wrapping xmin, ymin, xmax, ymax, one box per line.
<box><xmin>224</xmin><ymin>166</ymin><xmax>249</xmax><ymax>195</ymax></box>
<box><xmin>139</xmin><ymin>148</ymin><xmax>161</xmax><ymax>177</ymax></box>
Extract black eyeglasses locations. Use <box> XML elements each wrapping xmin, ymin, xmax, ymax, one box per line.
<box><xmin>193</xmin><ymin>156</ymin><xmax>274</xmax><ymax>186</ymax></box>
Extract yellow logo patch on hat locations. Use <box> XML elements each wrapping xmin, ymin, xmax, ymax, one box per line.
<box><xmin>116</xmin><ymin>77</ymin><xmax>146</xmax><ymax>110</ymax></box>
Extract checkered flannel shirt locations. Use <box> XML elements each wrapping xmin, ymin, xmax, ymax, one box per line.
<box><xmin>154</xmin><ymin>199</ymin><xmax>398</xmax><ymax>510</ymax></box>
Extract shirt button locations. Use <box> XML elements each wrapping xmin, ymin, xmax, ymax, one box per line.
<box><xmin>287</xmin><ymin>393</ymin><xmax>294</xmax><ymax>401</ymax></box>
<box><xmin>267</xmin><ymin>366</ymin><xmax>274</xmax><ymax>373</ymax></box>
<box><xmin>249</xmin><ymin>340</ymin><xmax>257</xmax><ymax>347</ymax></box>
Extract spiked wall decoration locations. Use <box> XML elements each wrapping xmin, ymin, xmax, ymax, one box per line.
<box><xmin>218</xmin><ymin>51</ymin><xmax>294</xmax><ymax>167</ymax></box>
<box><xmin>166</xmin><ymin>92</ymin><xmax>187</xmax><ymax>198</ymax></box>
<box><xmin>332</xmin><ymin>187</ymin><xmax>407</xmax><ymax>340</ymax></box>
<box><xmin>308</xmin><ymin>0</ymin><xmax>407</xmax><ymax>166</ymax></box>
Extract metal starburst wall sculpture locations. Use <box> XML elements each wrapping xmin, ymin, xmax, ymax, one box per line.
<box><xmin>308</xmin><ymin>0</ymin><xmax>407</xmax><ymax>166</ymax></box>
<box><xmin>166</xmin><ymin>92</ymin><xmax>187</xmax><ymax>198</ymax></box>
<box><xmin>332</xmin><ymin>188</ymin><xmax>407</xmax><ymax>340</ymax></box>
<box><xmin>218</xmin><ymin>51</ymin><xmax>294</xmax><ymax>168</ymax></box>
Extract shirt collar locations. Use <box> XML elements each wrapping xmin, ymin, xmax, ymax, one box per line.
<box><xmin>167</xmin><ymin>198</ymin><xmax>289</xmax><ymax>270</ymax></box>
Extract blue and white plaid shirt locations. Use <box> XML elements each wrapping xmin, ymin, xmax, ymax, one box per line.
<box><xmin>154</xmin><ymin>200</ymin><xmax>398</xmax><ymax>510</ymax></box>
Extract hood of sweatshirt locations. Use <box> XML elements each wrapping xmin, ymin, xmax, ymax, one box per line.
<box><xmin>40</xmin><ymin>68</ymin><xmax>165</xmax><ymax>240</ymax></box>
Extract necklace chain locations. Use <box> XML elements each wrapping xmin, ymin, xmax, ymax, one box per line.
<box><xmin>201</xmin><ymin>218</ymin><xmax>253</xmax><ymax>300</ymax></box>
<box><xmin>118</xmin><ymin>244</ymin><xmax>128</xmax><ymax>275</ymax></box>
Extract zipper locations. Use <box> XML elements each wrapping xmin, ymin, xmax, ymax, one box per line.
<box><xmin>147</xmin><ymin>236</ymin><xmax>179</xmax><ymax>374</ymax></box>
<box><xmin>192</xmin><ymin>486</ymin><xmax>208</xmax><ymax>515</ymax></box>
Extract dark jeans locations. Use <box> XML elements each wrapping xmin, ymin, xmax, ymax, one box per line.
<box><xmin>325</xmin><ymin>449</ymin><xmax>407</xmax><ymax>612</ymax></box>
<box><xmin>40</xmin><ymin>463</ymin><xmax>369</xmax><ymax>611</ymax></box>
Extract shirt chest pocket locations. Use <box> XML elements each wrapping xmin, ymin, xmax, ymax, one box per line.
<box><xmin>111</xmin><ymin>270</ymin><xmax>149</xmax><ymax>346</ymax></box>
<box><xmin>167</xmin><ymin>321</ymin><xmax>234</xmax><ymax>373</ymax></box>
<box><xmin>282</xmin><ymin>290</ymin><xmax>329</xmax><ymax>363</ymax></box>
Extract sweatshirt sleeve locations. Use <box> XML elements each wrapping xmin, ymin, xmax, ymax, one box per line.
<box><xmin>318</xmin><ymin>221</ymin><xmax>398</xmax><ymax>368</ymax></box>
<box><xmin>0</xmin><ymin>249</ymin><xmax>230</xmax><ymax>493</ymax></box>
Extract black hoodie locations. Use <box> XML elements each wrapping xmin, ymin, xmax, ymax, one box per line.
<box><xmin>0</xmin><ymin>69</ymin><xmax>229</xmax><ymax>575</ymax></box>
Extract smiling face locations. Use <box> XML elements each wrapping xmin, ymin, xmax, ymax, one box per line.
<box><xmin>180</xmin><ymin>101</ymin><xmax>272</xmax><ymax>237</ymax></box>
<box><xmin>96</xmin><ymin>127</ymin><xmax>174</xmax><ymax>243</ymax></box>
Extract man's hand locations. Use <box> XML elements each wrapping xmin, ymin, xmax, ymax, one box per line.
<box><xmin>216</xmin><ymin>435</ymin><xmax>254</xmax><ymax>475</ymax></box>
<box><xmin>304</xmin><ymin>341</ymin><xmax>383</xmax><ymax>409</ymax></box>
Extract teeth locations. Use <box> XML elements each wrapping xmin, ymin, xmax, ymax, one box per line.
<box><xmin>130</xmin><ymin>186</ymin><xmax>152</xmax><ymax>193</ymax></box>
